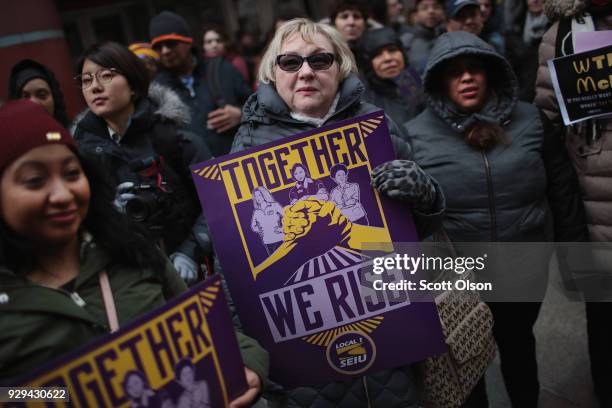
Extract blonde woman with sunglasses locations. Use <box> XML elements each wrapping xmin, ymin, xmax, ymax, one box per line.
<box><xmin>229</xmin><ymin>18</ymin><xmax>446</xmax><ymax>408</ymax></box>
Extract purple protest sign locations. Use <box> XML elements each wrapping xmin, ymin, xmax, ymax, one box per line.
<box><xmin>192</xmin><ymin>111</ymin><xmax>446</xmax><ymax>387</ymax></box>
<box><xmin>16</xmin><ymin>276</ymin><xmax>247</xmax><ymax>407</ymax></box>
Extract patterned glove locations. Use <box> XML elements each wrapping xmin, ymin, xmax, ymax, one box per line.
<box><xmin>112</xmin><ymin>182</ymin><xmax>136</xmax><ymax>214</ymax></box>
<box><xmin>170</xmin><ymin>252</ymin><xmax>199</xmax><ymax>284</ymax></box>
<box><xmin>371</xmin><ymin>160</ymin><xmax>436</xmax><ymax>212</ymax></box>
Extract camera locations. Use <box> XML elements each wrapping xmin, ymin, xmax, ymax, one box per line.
<box><xmin>124</xmin><ymin>156</ymin><xmax>172</xmax><ymax>229</ymax></box>
<box><xmin>124</xmin><ymin>183</ymin><xmax>170</xmax><ymax>223</ymax></box>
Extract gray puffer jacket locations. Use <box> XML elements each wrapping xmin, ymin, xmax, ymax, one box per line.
<box><xmin>400</xmin><ymin>23</ymin><xmax>446</xmax><ymax>77</ymax></box>
<box><xmin>406</xmin><ymin>31</ymin><xmax>566</xmax><ymax>243</ymax></box>
<box><xmin>230</xmin><ymin>74</ymin><xmax>441</xmax><ymax>407</ymax></box>
<box><xmin>232</xmin><ymin>75</ymin><xmax>410</xmax><ymax>155</ymax></box>
<box><xmin>232</xmin><ymin>73</ymin><xmax>445</xmax><ymax>239</ymax></box>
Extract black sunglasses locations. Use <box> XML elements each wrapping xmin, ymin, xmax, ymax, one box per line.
<box><xmin>276</xmin><ymin>53</ymin><xmax>335</xmax><ymax>72</ymax></box>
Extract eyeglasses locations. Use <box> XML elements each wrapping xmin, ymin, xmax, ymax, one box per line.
<box><xmin>276</xmin><ymin>53</ymin><xmax>335</xmax><ymax>72</ymax></box>
<box><xmin>74</xmin><ymin>68</ymin><xmax>120</xmax><ymax>89</ymax></box>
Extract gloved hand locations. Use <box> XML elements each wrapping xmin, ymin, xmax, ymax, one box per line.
<box><xmin>371</xmin><ymin>160</ymin><xmax>436</xmax><ymax>212</ymax></box>
<box><xmin>170</xmin><ymin>252</ymin><xmax>199</xmax><ymax>284</ymax></box>
<box><xmin>112</xmin><ymin>182</ymin><xmax>136</xmax><ymax>214</ymax></box>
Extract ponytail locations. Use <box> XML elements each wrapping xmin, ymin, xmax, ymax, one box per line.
<box><xmin>465</xmin><ymin>122</ymin><xmax>506</xmax><ymax>151</ymax></box>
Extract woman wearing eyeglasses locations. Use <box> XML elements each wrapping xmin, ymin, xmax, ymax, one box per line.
<box><xmin>230</xmin><ymin>18</ymin><xmax>444</xmax><ymax>408</ymax></box>
<box><xmin>71</xmin><ymin>42</ymin><xmax>212</xmax><ymax>285</ymax></box>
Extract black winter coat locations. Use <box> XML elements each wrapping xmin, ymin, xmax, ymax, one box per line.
<box><xmin>154</xmin><ymin>56</ymin><xmax>252</xmax><ymax>157</ymax></box>
<box><xmin>72</xmin><ymin>84</ymin><xmax>212</xmax><ymax>259</ymax></box>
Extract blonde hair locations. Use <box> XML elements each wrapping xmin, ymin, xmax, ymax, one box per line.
<box><xmin>258</xmin><ymin>18</ymin><xmax>357</xmax><ymax>84</ymax></box>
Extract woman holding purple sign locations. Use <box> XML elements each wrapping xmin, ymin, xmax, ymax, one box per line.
<box><xmin>0</xmin><ymin>101</ymin><xmax>268</xmax><ymax>407</ymax></box>
<box><xmin>229</xmin><ymin>17</ymin><xmax>446</xmax><ymax>408</ymax></box>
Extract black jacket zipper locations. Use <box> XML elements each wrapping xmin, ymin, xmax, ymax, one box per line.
<box><xmin>481</xmin><ymin>151</ymin><xmax>497</xmax><ymax>241</ymax></box>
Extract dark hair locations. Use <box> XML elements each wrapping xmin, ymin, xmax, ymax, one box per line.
<box><xmin>330</xmin><ymin>0</ymin><xmax>370</xmax><ymax>22</ymax></box>
<box><xmin>290</xmin><ymin>163</ymin><xmax>310</xmax><ymax>179</ymax></box>
<box><xmin>200</xmin><ymin>23</ymin><xmax>227</xmax><ymax>41</ymax></box>
<box><xmin>330</xmin><ymin>163</ymin><xmax>349</xmax><ymax>179</ymax></box>
<box><xmin>0</xmin><ymin>154</ymin><xmax>166</xmax><ymax>274</ymax></box>
<box><xmin>76</xmin><ymin>42</ymin><xmax>150</xmax><ymax>102</ymax></box>
<box><xmin>465</xmin><ymin>122</ymin><xmax>505</xmax><ymax>151</ymax></box>
<box><xmin>368</xmin><ymin>0</ymin><xmax>390</xmax><ymax>25</ymax></box>
<box><xmin>8</xmin><ymin>59</ymin><xmax>70</xmax><ymax>128</ymax></box>
<box><xmin>174</xmin><ymin>358</ymin><xmax>194</xmax><ymax>379</ymax></box>
<box><xmin>199</xmin><ymin>23</ymin><xmax>237</xmax><ymax>55</ymax></box>
<box><xmin>121</xmin><ymin>370</ymin><xmax>148</xmax><ymax>397</ymax></box>
<box><xmin>411</xmin><ymin>0</ymin><xmax>445</xmax><ymax>11</ymax></box>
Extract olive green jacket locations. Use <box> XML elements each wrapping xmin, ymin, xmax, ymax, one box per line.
<box><xmin>0</xmin><ymin>238</ymin><xmax>268</xmax><ymax>385</ymax></box>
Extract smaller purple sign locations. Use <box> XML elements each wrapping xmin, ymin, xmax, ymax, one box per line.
<box><xmin>17</xmin><ymin>276</ymin><xmax>247</xmax><ymax>408</ymax></box>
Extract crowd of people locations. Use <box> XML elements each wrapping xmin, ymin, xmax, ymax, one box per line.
<box><xmin>0</xmin><ymin>0</ymin><xmax>610</xmax><ymax>407</ymax></box>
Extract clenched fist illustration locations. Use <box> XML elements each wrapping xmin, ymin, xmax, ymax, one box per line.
<box><xmin>253</xmin><ymin>199</ymin><xmax>392</xmax><ymax>277</ymax></box>
<box><xmin>283</xmin><ymin>199</ymin><xmax>352</xmax><ymax>245</ymax></box>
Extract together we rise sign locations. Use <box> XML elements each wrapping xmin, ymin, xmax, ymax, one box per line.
<box><xmin>192</xmin><ymin>111</ymin><xmax>446</xmax><ymax>387</ymax></box>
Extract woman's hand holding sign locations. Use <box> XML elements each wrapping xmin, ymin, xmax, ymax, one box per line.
<box><xmin>371</xmin><ymin>160</ymin><xmax>437</xmax><ymax>212</ymax></box>
<box><xmin>229</xmin><ymin>367</ymin><xmax>262</xmax><ymax>408</ymax></box>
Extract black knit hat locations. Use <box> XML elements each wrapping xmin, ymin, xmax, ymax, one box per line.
<box><xmin>363</xmin><ymin>27</ymin><xmax>401</xmax><ymax>59</ymax></box>
<box><xmin>149</xmin><ymin>11</ymin><xmax>193</xmax><ymax>46</ymax></box>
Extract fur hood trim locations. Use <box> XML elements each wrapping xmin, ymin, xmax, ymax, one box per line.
<box><xmin>148</xmin><ymin>82</ymin><xmax>191</xmax><ymax>126</ymax></box>
<box><xmin>544</xmin><ymin>0</ymin><xmax>588</xmax><ymax>21</ymax></box>
<box><xmin>70</xmin><ymin>83</ymin><xmax>190</xmax><ymax>134</ymax></box>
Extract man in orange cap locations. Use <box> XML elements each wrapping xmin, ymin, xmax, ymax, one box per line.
<box><xmin>149</xmin><ymin>11</ymin><xmax>252</xmax><ymax>157</ymax></box>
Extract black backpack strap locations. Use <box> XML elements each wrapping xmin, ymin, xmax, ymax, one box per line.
<box><xmin>555</xmin><ymin>17</ymin><xmax>573</xmax><ymax>57</ymax></box>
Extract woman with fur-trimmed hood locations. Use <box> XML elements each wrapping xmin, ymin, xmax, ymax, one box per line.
<box><xmin>71</xmin><ymin>42</ymin><xmax>212</xmax><ymax>286</ymax></box>
<box><xmin>534</xmin><ymin>0</ymin><xmax>612</xmax><ymax>406</ymax></box>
